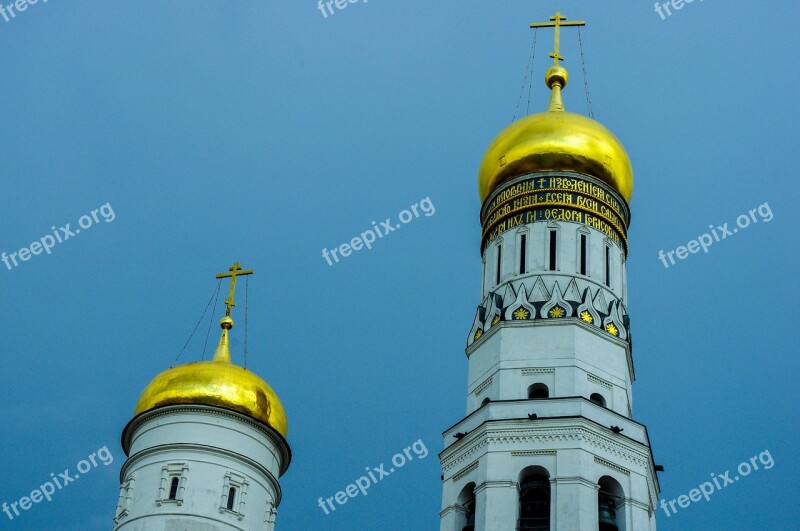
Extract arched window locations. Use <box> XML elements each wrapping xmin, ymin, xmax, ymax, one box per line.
<box><xmin>590</xmin><ymin>393</ymin><xmax>606</xmax><ymax>407</ymax></box>
<box><xmin>548</xmin><ymin>230</ymin><xmax>558</xmax><ymax>271</ymax></box>
<box><xmin>598</xmin><ymin>476</ymin><xmax>626</xmax><ymax>531</ymax></box>
<box><xmin>519</xmin><ymin>467</ymin><xmax>551</xmax><ymax>531</ymax></box>
<box><xmin>482</xmin><ymin>255</ymin><xmax>487</xmax><ymax>293</ymax></box>
<box><xmin>226</xmin><ymin>486</ymin><xmax>237</xmax><ymax>511</ymax></box>
<box><xmin>481</xmin><ymin>397</ymin><xmax>491</xmax><ymax>407</ymax></box>
<box><xmin>528</xmin><ymin>383</ymin><xmax>549</xmax><ymax>399</ymax></box>
<box><xmin>496</xmin><ymin>244</ymin><xmax>503</xmax><ymax>285</ymax></box>
<box><xmin>579</xmin><ymin>232</ymin><xmax>588</xmax><ymax>276</ymax></box>
<box><xmin>219</xmin><ymin>473</ymin><xmax>247</xmax><ymax>515</ymax></box>
<box><xmin>456</xmin><ymin>483</ymin><xmax>476</xmax><ymax>531</ymax></box>
<box><xmin>168</xmin><ymin>477</ymin><xmax>179</xmax><ymax>501</ymax></box>
<box><xmin>518</xmin><ymin>231</ymin><xmax>528</xmax><ymax>274</ymax></box>
<box><xmin>159</xmin><ymin>462</ymin><xmax>188</xmax><ymax>506</ymax></box>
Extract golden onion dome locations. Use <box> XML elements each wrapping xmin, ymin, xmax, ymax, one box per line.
<box><xmin>134</xmin><ymin>314</ymin><xmax>288</xmax><ymax>438</ymax></box>
<box><xmin>478</xmin><ymin>64</ymin><xmax>633</xmax><ymax>203</ymax></box>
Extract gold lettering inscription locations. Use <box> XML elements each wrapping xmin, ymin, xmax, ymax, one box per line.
<box><xmin>483</xmin><ymin>176</ymin><xmax>627</xmax><ymax>225</ymax></box>
<box><xmin>483</xmin><ymin>208</ymin><xmax>625</xmax><ymax>253</ymax></box>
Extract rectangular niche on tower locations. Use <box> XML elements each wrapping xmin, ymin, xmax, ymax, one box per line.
<box><xmin>157</xmin><ymin>462</ymin><xmax>188</xmax><ymax>506</ymax></box>
<box><xmin>219</xmin><ymin>471</ymin><xmax>249</xmax><ymax>521</ymax></box>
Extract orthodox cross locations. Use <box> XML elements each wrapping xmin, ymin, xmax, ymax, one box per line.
<box><xmin>215</xmin><ymin>262</ymin><xmax>254</xmax><ymax>318</ymax></box>
<box><xmin>530</xmin><ymin>12</ymin><xmax>586</xmax><ymax>66</ymax></box>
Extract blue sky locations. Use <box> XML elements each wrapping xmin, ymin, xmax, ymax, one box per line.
<box><xmin>0</xmin><ymin>1</ymin><xmax>797</xmax><ymax>530</ymax></box>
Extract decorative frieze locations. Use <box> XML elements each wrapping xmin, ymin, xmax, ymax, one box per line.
<box><xmin>521</xmin><ymin>368</ymin><xmax>555</xmax><ymax>376</ymax></box>
<box><xmin>473</xmin><ymin>377</ymin><xmax>493</xmax><ymax>396</ymax></box>
<box><xmin>594</xmin><ymin>456</ymin><xmax>630</xmax><ymax>475</ymax></box>
<box><xmin>587</xmin><ymin>372</ymin><xmax>613</xmax><ymax>390</ymax></box>
<box><xmin>511</xmin><ymin>450</ymin><xmax>557</xmax><ymax>457</ymax></box>
<box><xmin>466</xmin><ymin>277</ymin><xmax>628</xmax><ymax>347</ymax></box>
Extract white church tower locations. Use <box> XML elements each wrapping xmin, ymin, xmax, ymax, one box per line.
<box><xmin>439</xmin><ymin>13</ymin><xmax>660</xmax><ymax>531</ymax></box>
<box><xmin>114</xmin><ymin>263</ymin><xmax>291</xmax><ymax>531</ymax></box>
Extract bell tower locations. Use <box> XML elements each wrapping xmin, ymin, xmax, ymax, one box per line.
<box><xmin>439</xmin><ymin>13</ymin><xmax>659</xmax><ymax>531</ymax></box>
<box><xmin>115</xmin><ymin>263</ymin><xmax>291</xmax><ymax>531</ymax></box>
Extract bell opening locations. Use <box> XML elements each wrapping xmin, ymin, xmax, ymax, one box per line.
<box><xmin>519</xmin><ymin>478</ymin><xmax>551</xmax><ymax>531</ymax></box>
<box><xmin>598</xmin><ymin>495</ymin><xmax>618</xmax><ymax>531</ymax></box>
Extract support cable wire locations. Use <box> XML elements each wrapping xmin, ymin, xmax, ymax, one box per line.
<box><xmin>201</xmin><ymin>280</ymin><xmax>223</xmax><ymax>361</ymax></box>
<box><xmin>577</xmin><ymin>27</ymin><xmax>594</xmax><ymax>119</ymax></box>
<box><xmin>526</xmin><ymin>31</ymin><xmax>537</xmax><ymax>115</ymax></box>
<box><xmin>512</xmin><ymin>29</ymin><xmax>537</xmax><ymax>123</ymax></box>
<box><xmin>176</xmin><ymin>280</ymin><xmax>221</xmax><ymax>364</ymax></box>
<box><xmin>244</xmin><ymin>275</ymin><xmax>249</xmax><ymax>368</ymax></box>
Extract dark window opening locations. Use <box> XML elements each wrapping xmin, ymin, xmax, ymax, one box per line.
<box><xmin>580</xmin><ymin>233</ymin><xmax>587</xmax><ymax>275</ymax></box>
<box><xmin>599</xmin><ymin>494</ymin><xmax>619</xmax><ymax>531</ymax></box>
<box><xmin>519</xmin><ymin>478</ymin><xmax>550</xmax><ymax>531</ymax></box>
<box><xmin>168</xmin><ymin>477</ymin><xmax>179</xmax><ymax>500</ymax></box>
<box><xmin>519</xmin><ymin>234</ymin><xmax>527</xmax><ymax>274</ymax></box>
<box><xmin>226</xmin><ymin>487</ymin><xmax>237</xmax><ymax>511</ymax></box>
<box><xmin>590</xmin><ymin>393</ymin><xmax>606</xmax><ymax>407</ymax></box>
<box><xmin>496</xmin><ymin>245</ymin><xmax>502</xmax><ymax>285</ymax></box>
<box><xmin>548</xmin><ymin>231</ymin><xmax>557</xmax><ymax>271</ymax></box>
<box><xmin>528</xmin><ymin>383</ymin><xmax>549</xmax><ymax>399</ymax></box>
<box><xmin>605</xmin><ymin>246</ymin><xmax>611</xmax><ymax>286</ymax></box>
<box><xmin>462</xmin><ymin>489</ymin><xmax>476</xmax><ymax>531</ymax></box>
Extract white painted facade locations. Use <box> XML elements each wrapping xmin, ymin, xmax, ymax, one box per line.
<box><xmin>440</xmin><ymin>171</ymin><xmax>659</xmax><ymax>531</ymax></box>
<box><xmin>114</xmin><ymin>405</ymin><xmax>290</xmax><ymax>531</ymax></box>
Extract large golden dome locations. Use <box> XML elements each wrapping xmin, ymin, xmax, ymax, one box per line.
<box><xmin>478</xmin><ymin>66</ymin><xmax>634</xmax><ymax>203</ymax></box>
<box><xmin>134</xmin><ymin>357</ymin><xmax>288</xmax><ymax>437</ymax></box>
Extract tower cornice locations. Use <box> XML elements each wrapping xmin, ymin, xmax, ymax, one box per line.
<box><xmin>122</xmin><ymin>403</ymin><xmax>292</xmax><ymax>475</ymax></box>
<box><xmin>439</xmin><ymin>418</ymin><xmax>660</xmax><ymax>506</ymax></box>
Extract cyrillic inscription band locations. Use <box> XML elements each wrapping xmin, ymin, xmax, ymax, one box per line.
<box><xmin>482</xmin><ymin>192</ymin><xmax>628</xmax><ymax>236</ymax></box>
<box><xmin>482</xmin><ymin>175</ymin><xmax>629</xmax><ymax>226</ymax></box>
<box><xmin>480</xmin><ymin>174</ymin><xmax>630</xmax><ymax>255</ymax></box>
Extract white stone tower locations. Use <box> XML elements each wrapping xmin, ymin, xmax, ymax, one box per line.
<box><xmin>439</xmin><ymin>13</ymin><xmax>659</xmax><ymax>531</ymax></box>
<box><xmin>115</xmin><ymin>263</ymin><xmax>291</xmax><ymax>531</ymax></box>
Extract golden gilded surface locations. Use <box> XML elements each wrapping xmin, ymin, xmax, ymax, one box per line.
<box><xmin>479</xmin><ymin>12</ymin><xmax>633</xmax><ymax>204</ymax></box>
<box><xmin>134</xmin><ymin>360</ymin><xmax>288</xmax><ymax>437</ymax></box>
<box><xmin>133</xmin><ymin>263</ymin><xmax>288</xmax><ymax>438</ymax></box>
<box><xmin>478</xmin><ymin>111</ymin><xmax>634</xmax><ymax>203</ymax></box>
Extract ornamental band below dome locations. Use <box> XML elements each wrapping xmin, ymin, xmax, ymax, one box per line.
<box><xmin>480</xmin><ymin>173</ymin><xmax>630</xmax><ymax>255</ymax></box>
<box><xmin>481</xmin><ymin>191</ymin><xmax>628</xmax><ymax>236</ymax></box>
<box><xmin>482</xmin><ymin>174</ymin><xmax>628</xmax><ymax>220</ymax></box>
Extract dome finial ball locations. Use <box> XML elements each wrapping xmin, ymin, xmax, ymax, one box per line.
<box><xmin>545</xmin><ymin>65</ymin><xmax>568</xmax><ymax>89</ymax></box>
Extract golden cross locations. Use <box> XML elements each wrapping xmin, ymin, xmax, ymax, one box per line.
<box><xmin>531</xmin><ymin>11</ymin><xmax>586</xmax><ymax>66</ymax></box>
<box><xmin>215</xmin><ymin>262</ymin><xmax>254</xmax><ymax>317</ymax></box>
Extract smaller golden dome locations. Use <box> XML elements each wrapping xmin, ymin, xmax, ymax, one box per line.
<box><xmin>134</xmin><ymin>262</ymin><xmax>288</xmax><ymax>437</ymax></box>
<box><xmin>133</xmin><ymin>262</ymin><xmax>288</xmax><ymax>439</ymax></box>
<box><xmin>134</xmin><ymin>359</ymin><xmax>288</xmax><ymax>437</ymax></box>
